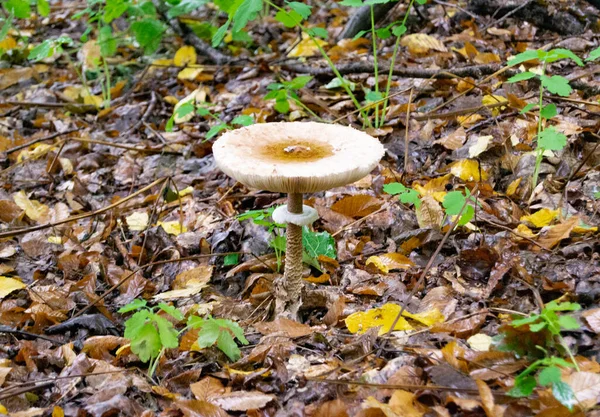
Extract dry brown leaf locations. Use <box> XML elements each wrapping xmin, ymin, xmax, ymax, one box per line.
<box><xmin>174</xmin><ymin>399</ymin><xmax>230</xmax><ymax>417</ymax></box>
<box><xmin>317</xmin><ymin>399</ymin><xmax>349</xmax><ymax>417</ymax></box>
<box><xmin>191</xmin><ymin>377</ymin><xmax>226</xmax><ymax>401</ymax></box>
<box><xmin>582</xmin><ymin>308</ymin><xmax>600</xmax><ymax>333</ymax></box>
<box><xmin>565</xmin><ymin>372</ymin><xmax>600</xmax><ymax>409</ymax></box>
<box><xmin>331</xmin><ymin>194</ymin><xmax>383</xmax><ymax>218</ymax></box>
<box><xmin>253</xmin><ymin>317</ymin><xmax>312</xmax><ymax>338</ymax></box>
<box><xmin>431</xmin><ymin>310</ymin><xmax>487</xmax><ymax>338</ymax></box>
<box><xmin>210</xmin><ymin>391</ymin><xmax>275</xmax><ymax>411</ymax></box>
<box><xmin>434</xmin><ymin>127</ymin><xmax>467</xmax><ymax>151</ymax></box>
<box><xmin>416</xmin><ymin>196</ymin><xmax>443</xmax><ymax>229</ymax></box>
<box><xmin>401</xmin><ymin>34</ymin><xmax>447</xmax><ymax>55</ymax></box>
<box><xmin>535</xmin><ymin>216</ymin><xmax>579</xmax><ymax>250</ymax></box>
<box><xmin>476</xmin><ymin>380</ymin><xmax>505</xmax><ymax>417</ymax></box>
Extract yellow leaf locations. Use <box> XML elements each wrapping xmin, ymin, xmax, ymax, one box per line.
<box><xmin>457</xmin><ymin>113</ymin><xmax>483</xmax><ymax>127</ymax></box>
<box><xmin>174</xmin><ymin>45</ymin><xmax>197</xmax><ymax>67</ymax></box>
<box><xmin>366</xmin><ymin>253</ymin><xmax>415</xmax><ymax>274</ymax></box>
<box><xmin>506</xmin><ymin>178</ymin><xmax>521</xmax><ymax>196</ymax></box>
<box><xmin>126</xmin><ymin>212</ymin><xmax>149</xmax><ymax>231</ymax></box>
<box><xmin>482</xmin><ymin>94</ymin><xmax>507</xmax><ymax>116</ymax></box>
<box><xmin>0</xmin><ymin>36</ymin><xmax>17</xmax><ymax>50</ymax></box>
<box><xmin>467</xmin><ymin>333</ymin><xmax>493</xmax><ymax>351</ymax></box>
<box><xmin>177</xmin><ymin>67</ymin><xmax>203</xmax><ymax>81</ymax></box>
<box><xmin>288</xmin><ymin>34</ymin><xmax>328</xmax><ymax>58</ymax></box>
<box><xmin>12</xmin><ymin>190</ymin><xmax>49</xmax><ymax>222</ymax></box>
<box><xmin>0</xmin><ymin>276</ymin><xmax>26</xmax><ymax>299</ymax></box>
<box><xmin>178</xmin><ymin>186</ymin><xmax>194</xmax><ymax>197</ymax></box>
<box><xmin>345</xmin><ymin>303</ymin><xmax>413</xmax><ymax>335</ymax></box>
<box><xmin>413</xmin><ymin>174</ymin><xmax>452</xmax><ymax>203</ymax></box>
<box><xmin>572</xmin><ymin>223</ymin><xmax>598</xmax><ymax>234</ymax></box>
<box><xmin>0</xmin><ymin>404</ymin><xmax>7</xmax><ymax>414</ymax></box>
<box><xmin>59</xmin><ymin>157</ymin><xmax>73</xmax><ymax>175</ymax></box>
<box><xmin>520</xmin><ymin>208</ymin><xmax>560</xmax><ymax>228</ymax></box>
<box><xmin>402</xmin><ymin>308</ymin><xmax>445</xmax><ymax>326</ymax></box>
<box><xmin>82</xmin><ymin>91</ymin><xmax>103</xmax><ymax>107</ymax></box>
<box><xmin>468</xmin><ymin>135</ymin><xmax>493</xmax><ymax>158</ymax></box>
<box><xmin>514</xmin><ymin>224</ymin><xmax>536</xmax><ymax>238</ymax></box>
<box><xmin>450</xmin><ymin>159</ymin><xmax>488</xmax><ymax>182</ymax></box>
<box><xmin>52</xmin><ymin>406</ymin><xmax>65</xmax><ymax>417</ymax></box>
<box><xmin>158</xmin><ymin>221</ymin><xmax>187</xmax><ymax>236</ymax></box>
<box><xmin>17</xmin><ymin>143</ymin><xmax>54</xmax><ymax>162</ymax></box>
<box><xmin>47</xmin><ymin>236</ymin><xmax>63</xmax><ymax>244</ymax></box>
<box><xmin>400</xmin><ymin>33</ymin><xmax>447</xmax><ymax>55</ymax></box>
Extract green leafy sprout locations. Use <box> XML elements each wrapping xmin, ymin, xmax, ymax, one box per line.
<box><xmin>119</xmin><ymin>299</ymin><xmax>248</xmax><ymax>376</ymax></box>
<box><xmin>506</xmin><ymin>48</ymin><xmax>584</xmax><ymax>190</ymax></box>
<box><xmin>502</xmin><ymin>300</ymin><xmax>581</xmax><ymax>409</ymax></box>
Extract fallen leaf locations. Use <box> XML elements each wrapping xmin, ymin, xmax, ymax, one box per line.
<box><xmin>345</xmin><ymin>303</ymin><xmax>414</xmax><ymax>335</ymax></box>
<box><xmin>158</xmin><ymin>221</ymin><xmax>187</xmax><ymax>236</ymax></box>
<box><xmin>13</xmin><ymin>191</ymin><xmax>50</xmax><ymax>222</ymax></box>
<box><xmin>288</xmin><ymin>34</ymin><xmax>328</xmax><ymax>57</ymax></box>
<box><xmin>174</xmin><ymin>45</ymin><xmax>197</xmax><ymax>67</ymax></box>
<box><xmin>536</xmin><ymin>216</ymin><xmax>579</xmax><ymax>249</ymax></box>
<box><xmin>467</xmin><ymin>333</ymin><xmax>493</xmax><ymax>351</ymax></box>
<box><xmin>210</xmin><ymin>391</ymin><xmax>275</xmax><ymax>411</ymax></box>
<box><xmin>331</xmin><ymin>194</ymin><xmax>383</xmax><ymax>218</ymax></box>
<box><xmin>469</xmin><ymin>135</ymin><xmax>493</xmax><ymax>158</ymax></box>
<box><xmin>365</xmin><ymin>253</ymin><xmax>415</xmax><ymax>274</ymax></box>
<box><xmin>154</xmin><ymin>266</ymin><xmax>212</xmax><ymax>300</ymax></box>
<box><xmin>403</xmin><ymin>309</ymin><xmax>445</xmax><ymax>326</ymax></box>
<box><xmin>450</xmin><ymin>159</ymin><xmax>488</xmax><ymax>182</ymax></box>
<box><xmin>416</xmin><ymin>196</ymin><xmax>444</xmax><ymax>229</ymax></box>
<box><xmin>520</xmin><ymin>208</ymin><xmax>560</xmax><ymax>228</ymax></box>
<box><xmin>582</xmin><ymin>308</ymin><xmax>600</xmax><ymax>333</ymax></box>
<box><xmin>254</xmin><ymin>317</ymin><xmax>312</xmax><ymax>338</ymax></box>
<box><xmin>434</xmin><ymin>127</ymin><xmax>467</xmax><ymax>151</ymax></box>
<box><xmin>482</xmin><ymin>95</ymin><xmax>507</xmax><ymax>116</ymax></box>
<box><xmin>0</xmin><ymin>276</ymin><xmax>26</xmax><ymax>299</ymax></box>
<box><xmin>457</xmin><ymin>114</ymin><xmax>484</xmax><ymax>127</ymax></box>
<box><xmin>565</xmin><ymin>372</ymin><xmax>600</xmax><ymax>409</ymax></box>
<box><xmin>506</xmin><ymin>178</ymin><xmax>522</xmax><ymax>196</ymax></box>
<box><xmin>400</xmin><ymin>33</ymin><xmax>447</xmax><ymax>54</ymax></box>
<box><xmin>126</xmin><ymin>212</ymin><xmax>149</xmax><ymax>231</ymax></box>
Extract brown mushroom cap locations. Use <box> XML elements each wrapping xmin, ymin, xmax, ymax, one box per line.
<box><xmin>212</xmin><ymin>122</ymin><xmax>385</xmax><ymax>193</ymax></box>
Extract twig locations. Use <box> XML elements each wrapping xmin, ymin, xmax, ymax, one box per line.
<box><xmin>0</xmin><ymin>326</ymin><xmax>61</xmax><ymax>345</ymax></box>
<box><xmin>480</xmin><ymin>0</ymin><xmax>531</xmax><ymax>32</ymax></box>
<box><xmin>0</xmin><ymin>178</ymin><xmax>165</xmax><ymax>239</ymax></box>
<box><xmin>4</xmin><ymin>128</ymin><xmax>80</xmax><ymax>155</ymax></box>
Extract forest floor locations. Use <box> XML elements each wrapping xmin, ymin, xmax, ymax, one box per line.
<box><xmin>1</xmin><ymin>0</ymin><xmax>600</xmax><ymax>416</ymax></box>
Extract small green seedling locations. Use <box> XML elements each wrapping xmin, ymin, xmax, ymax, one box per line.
<box><xmin>506</xmin><ymin>48</ymin><xmax>584</xmax><ymax>190</ymax></box>
<box><xmin>499</xmin><ymin>300</ymin><xmax>581</xmax><ymax>409</ymax></box>
<box><xmin>166</xmin><ymin>100</ymin><xmax>254</xmax><ymax>138</ymax></box>
<box><xmin>265</xmin><ymin>75</ymin><xmax>315</xmax><ymax>115</ymax></box>
<box><xmin>237</xmin><ymin>208</ymin><xmax>336</xmax><ymax>272</ymax></box>
<box><xmin>187</xmin><ymin>315</ymin><xmax>249</xmax><ymax>361</ymax></box>
<box><xmin>120</xmin><ymin>299</ymin><xmax>248</xmax><ymax>376</ymax></box>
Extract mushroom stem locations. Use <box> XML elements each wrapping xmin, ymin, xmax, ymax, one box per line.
<box><xmin>282</xmin><ymin>193</ymin><xmax>304</xmax><ymax>312</ymax></box>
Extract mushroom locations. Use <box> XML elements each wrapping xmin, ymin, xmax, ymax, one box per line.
<box><xmin>213</xmin><ymin>122</ymin><xmax>384</xmax><ymax>317</ymax></box>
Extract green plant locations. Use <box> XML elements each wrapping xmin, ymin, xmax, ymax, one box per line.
<box><xmin>119</xmin><ymin>299</ymin><xmax>248</xmax><ymax>376</ymax></box>
<box><xmin>166</xmin><ymin>99</ymin><xmax>254</xmax><ymax>137</ymax></box>
<box><xmin>497</xmin><ymin>300</ymin><xmax>581</xmax><ymax>409</ymax></box>
<box><xmin>383</xmin><ymin>183</ymin><xmax>478</xmax><ymax>226</ymax></box>
<box><xmin>341</xmin><ymin>0</ymin><xmax>426</xmax><ymax>128</ymax></box>
<box><xmin>265</xmin><ymin>75</ymin><xmax>323</xmax><ymax>121</ymax></box>
<box><xmin>237</xmin><ymin>208</ymin><xmax>336</xmax><ymax>272</ymax></box>
<box><xmin>506</xmin><ymin>48</ymin><xmax>583</xmax><ymax>190</ymax></box>
<box><xmin>1</xmin><ymin>0</ymin><xmax>49</xmax><ymax>48</ymax></box>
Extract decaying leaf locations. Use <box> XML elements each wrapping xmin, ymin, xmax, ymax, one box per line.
<box><xmin>0</xmin><ymin>276</ymin><xmax>26</xmax><ymax>299</ymax></box>
<box><xmin>365</xmin><ymin>253</ymin><xmax>414</xmax><ymax>274</ymax></box>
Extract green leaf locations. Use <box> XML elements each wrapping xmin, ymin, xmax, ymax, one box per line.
<box><xmin>538</xmin><ymin>366</ymin><xmax>562</xmax><ymax>386</ymax></box>
<box><xmin>540</xmin><ymin>75</ymin><xmax>572</xmax><ymax>97</ymax></box>
<box><xmin>270</xmin><ymin>235</ymin><xmax>286</xmax><ymax>252</ymax></box>
<box><xmin>375</xmin><ymin>27</ymin><xmax>391</xmax><ymax>40</ymax></box>
<box><xmin>306</xmin><ymin>27</ymin><xmax>328</xmax><ymax>38</ymax></box>
<box><xmin>415</xmin><ymin>0</ymin><xmax>427</xmax><ymax>4</ymax></box>
<box><xmin>187</xmin><ymin>315</ymin><xmax>204</xmax><ymax>329</ymax></box>
<box><xmin>365</xmin><ymin>90</ymin><xmax>383</xmax><ymax>102</ymax></box>
<box><xmin>213</xmin><ymin>318</ymin><xmax>248</xmax><ymax>344</ymax></box>
<box><xmin>212</xmin><ymin>20</ymin><xmax>230</xmax><ymax>47</ymax></box>
<box><xmin>28</xmin><ymin>39</ymin><xmax>54</xmax><ymax>61</ymax></box>
<box><xmin>130</xmin><ymin>323</ymin><xmax>162</xmax><ymax>362</ymax></box>
<box><xmin>557</xmin><ymin>315</ymin><xmax>580</xmax><ymax>330</ymax></box>
<box><xmin>275</xmin><ymin>9</ymin><xmax>302</xmax><ymax>28</ymax></box>
<box><xmin>124</xmin><ymin>310</ymin><xmax>151</xmax><ymax>340</ymax></box>
<box><xmin>158</xmin><ymin>303</ymin><xmax>184</xmax><ymax>320</ymax></box>
<box><xmin>288</xmin><ymin>2</ymin><xmax>312</xmax><ymax>19</ymax></box>
<box><xmin>154</xmin><ymin>315</ymin><xmax>179</xmax><ymax>349</ymax></box>
<box><xmin>586</xmin><ymin>46</ymin><xmax>600</xmax><ymax>62</ymax></box>
<box><xmin>167</xmin><ymin>0</ymin><xmax>210</xmax><ymax>19</ymax></box>
<box><xmin>538</xmin><ymin>126</ymin><xmax>567</xmax><ymax>151</ymax></box>
<box><xmin>285</xmin><ymin>75</ymin><xmax>313</xmax><ymax>90</ymax></box>
<box><xmin>175</xmin><ymin>102</ymin><xmax>195</xmax><ymax>120</ymax></box>
<box><xmin>98</xmin><ymin>26</ymin><xmax>117</xmax><ymax>57</ymax></box>
<box><xmin>392</xmin><ymin>24</ymin><xmax>406</xmax><ymax>37</ymax></box>
<box><xmin>119</xmin><ymin>299</ymin><xmax>147</xmax><ymax>313</ymax></box>
<box><xmin>274</xmin><ymin>97</ymin><xmax>290</xmax><ymax>113</ymax></box>
<box><xmin>383</xmin><ymin>182</ymin><xmax>408</xmax><ymax>195</ymax></box>
<box><xmin>339</xmin><ymin>0</ymin><xmax>363</xmax><ymax>6</ymax></box>
<box><xmin>37</xmin><ymin>0</ymin><xmax>50</xmax><ymax>17</ymax></box>
<box><xmin>383</xmin><ymin>183</ymin><xmax>420</xmax><ymax>208</ymax></box>
<box><xmin>302</xmin><ymin>228</ymin><xmax>336</xmax><ymax>260</ymax></box>
<box><xmin>540</xmin><ymin>103</ymin><xmax>557</xmax><ymax>119</ymax></box>
<box><xmin>216</xmin><ymin>327</ymin><xmax>241</xmax><ymax>361</ymax></box>
<box><xmin>3</xmin><ymin>0</ymin><xmax>30</xmax><ymax>19</ymax></box>
<box><xmin>547</xmin><ymin>357</ymin><xmax>576</xmax><ymax>368</ymax></box>
<box><xmin>223</xmin><ymin>253</ymin><xmax>239</xmax><ymax>266</ymax></box>
<box><xmin>545</xmin><ymin>300</ymin><xmax>581</xmax><ymax>312</ymax></box>
<box><xmin>442</xmin><ymin>191</ymin><xmax>466</xmax><ymax>215</ymax></box>
<box><xmin>104</xmin><ymin>0</ymin><xmax>129</xmax><ymax>23</ymax></box>
<box><xmin>511</xmin><ymin>315</ymin><xmax>540</xmax><ymax>327</ymax></box>
<box><xmin>352</xmin><ymin>29</ymin><xmax>368</xmax><ymax>40</ymax></box>
<box><xmin>545</xmin><ymin>48</ymin><xmax>583</xmax><ymax>66</ymax></box>
<box><xmin>196</xmin><ymin>319</ymin><xmax>221</xmax><ymax>348</ymax></box>
<box><xmin>130</xmin><ymin>18</ymin><xmax>165</xmax><ymax>54</ymax></box>
<box><xmin>520</xmin><ymin>103</ymin><xmax>536</xmax><ymax>114</ymax></box>
<box><xmin>508</xmin><ymin>375</ymin><xmax>537</xmax><ymax>397</ymax></box>
<box><xmin>232</xmin><ymin>0</ymin><xmax>262</xmax><ymax>33</ymax></box>
<box><xmin>324</xmin><ymin>77</ymin><xmax>355</xmax><ymax>91</ymax></box>
<box><xmin>552</xmin><ymin>381</ymin><xmax>576</xmax><ymax>410</ymax></box>
<box><xmin>507</xmin><ymin>50</ymin><xmax>541</xmax><ymax>66</ymax></box>
<box><xmin>231</xmin><ymin>115</ymin><xmax>254</xmax><ymax>126</ymax></box>
<box><xmin>507</xmin><ymin>71</ymin><xmax>536</xmax><ymax>83</ymax></box>
<box><xmin>529</xmin><ymin>322</ymin><xmax>547</xmax><ymax>332</ymax></box>
<box><xmin>206</xmin><ymin>123</ymin><xmax>229</xmax><ymax>139</ymax></box>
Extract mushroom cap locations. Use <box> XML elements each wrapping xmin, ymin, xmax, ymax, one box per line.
<box><xmin>212</xmin><ymin>122</ymin><xmax>385</xmax><ymax>193</ymax></box>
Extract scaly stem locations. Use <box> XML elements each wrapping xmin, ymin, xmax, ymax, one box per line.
<box><xmin>371</xmin><ymin>4</ymin><xmax>379</xmax><ymax>127</ymax></box>
<box><xmin>532</xmin><ymin>61</ymin><xmax>548</xmax><ymax>191</ymax></box>
<box><xmin>380</xmin><ymin>0</ymin><xmax>416</xmax><ymax>126</ymax></box>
